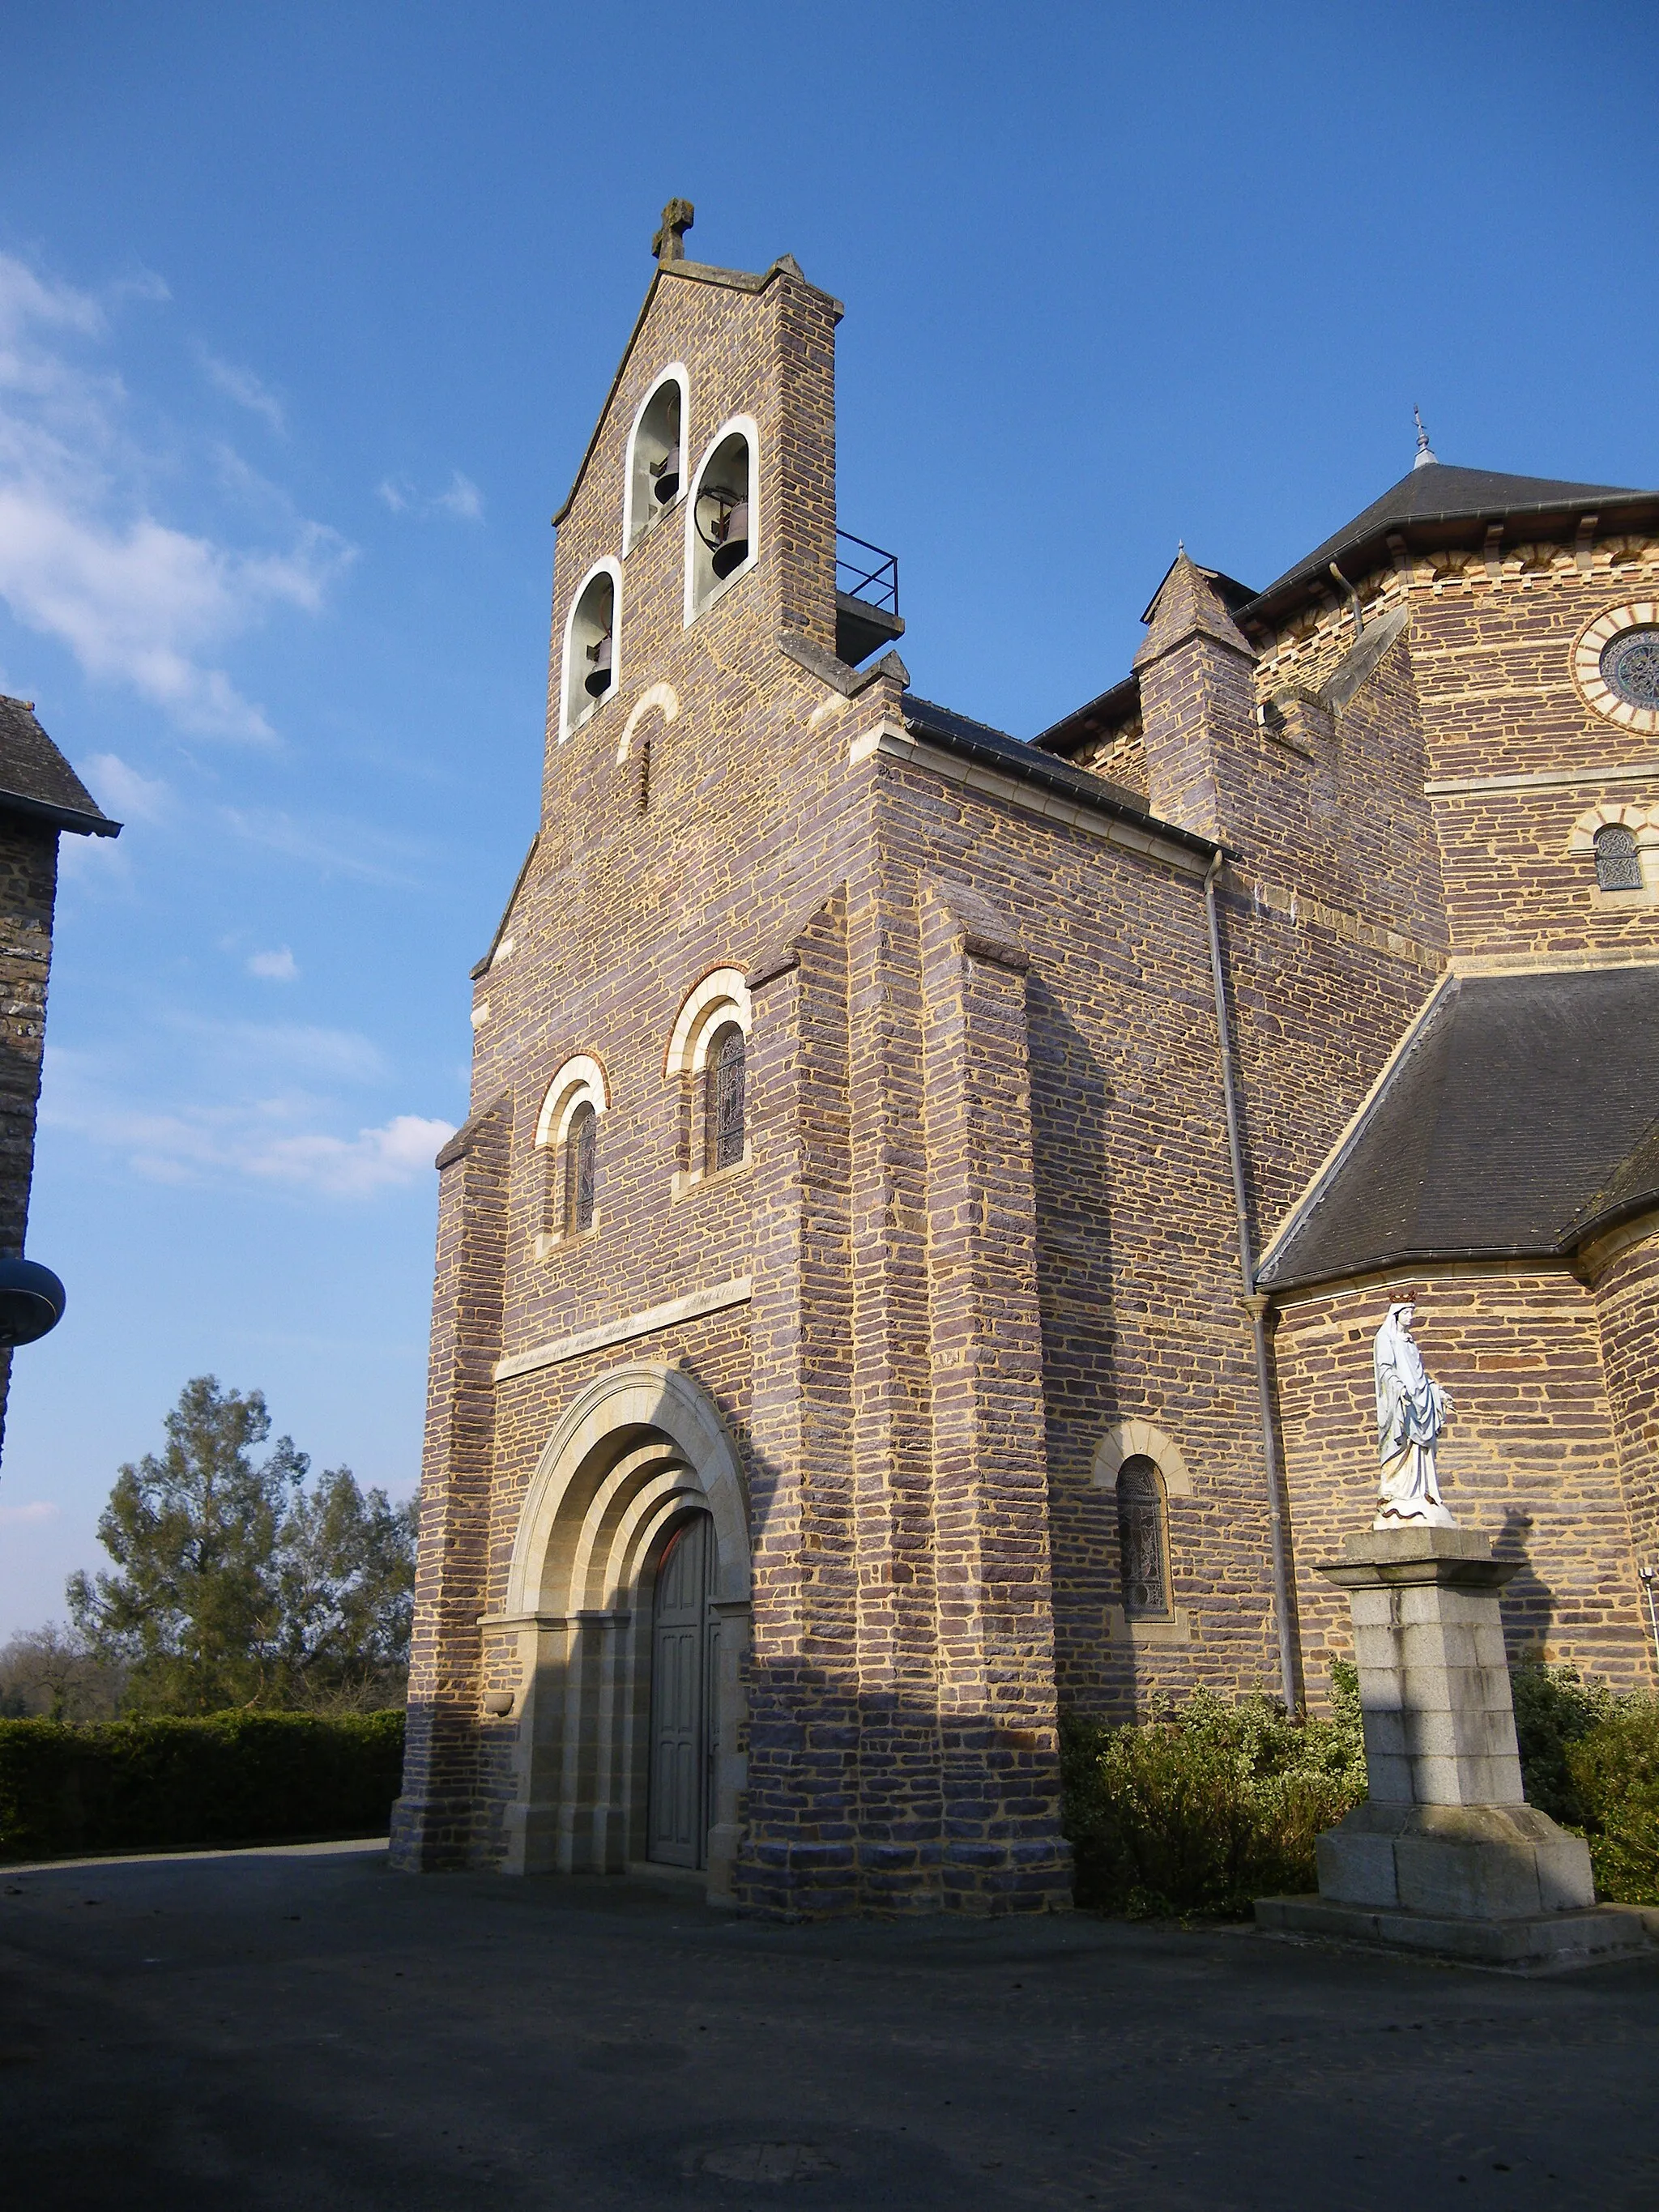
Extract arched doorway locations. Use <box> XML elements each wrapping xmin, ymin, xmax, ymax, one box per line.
<box><xmin>493</xmin><ymin>1366</ymin><xmax>750</xmax><ymax>1897</ymax></box>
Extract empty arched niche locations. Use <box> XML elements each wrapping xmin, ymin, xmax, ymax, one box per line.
<box><xmin>561</xmin><ymin>560</ymin><xmax>621</xmax><ymax>741</ymax></box>
<box><xmin>626</xmin><ymin>368</ymin><xmax>688</xmax><ymax>550</ymax></box>
<box><xmin>686</xmin><ymin>418</ymin><xmax>756</xmax><ymax>620</ymax></box>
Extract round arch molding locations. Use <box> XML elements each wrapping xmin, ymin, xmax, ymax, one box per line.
<box><xmin>494</xmin><ymin>1363</ymin><xmax>752</xmax><ymax>1898</ymax></box>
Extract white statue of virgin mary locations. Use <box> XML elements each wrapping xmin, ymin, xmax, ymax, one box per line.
<box><xmin>1373</xmin><ymin>1301</ymin><xmax>1456</xmax><ymax>1528</ymax></box>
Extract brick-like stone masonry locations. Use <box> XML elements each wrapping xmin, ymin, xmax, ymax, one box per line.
<box><xmin>394</xmin><ymin>238</ymin><xmax>1659</xmax><ymax>1910</ymax></box>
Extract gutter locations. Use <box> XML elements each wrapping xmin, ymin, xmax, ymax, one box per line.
<box><xmin>0</xmin><ymin>787</ymin><xmax>121</xmax><ymax>838</ymax></box>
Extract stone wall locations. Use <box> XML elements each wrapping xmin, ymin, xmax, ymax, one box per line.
<box><xmin>0</xmin><ymin>813</ymin><xmax>57</xmax><ymax>1452</ymax></box>
<box><xmin>1272</xmin><ymin>1270</ymin><xmax>1656</xmax><ymax>1701</ymax></box>
<box><xmin>1252</xmin><ymin>539</ymin><xmax>1659</xmax><ymax>961</ymax></box>
<box><xmin>403</xmin><ymin>244</ymin><xmax>1659</xmax><ymax>1904</ymax></box>
<box><xmin>1585</xmin><ymin>1216</ymin><xmax>1659</xmax><ymax>1612</ymax></box>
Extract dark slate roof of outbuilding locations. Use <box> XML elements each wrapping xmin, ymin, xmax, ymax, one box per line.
<box><xmin>1256</xmin><ymin>965</ymin><xmax>1659</xmax><ymax>1291</ymax></box>
<box><xmin>1240</xmin><ymin>462</ymin><xmax>1659</xmax><ymax>629</ymax></box>
<box><xmin>0</xmin><ymin>696</ymin><xmax>120</xmax><ymax>837</ymax></box>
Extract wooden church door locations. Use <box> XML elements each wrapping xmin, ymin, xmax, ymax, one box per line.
<box><xmin>649</xmin><ymin>1513</ymin><xmax>717</xmax><ymax>1869</ymax></box>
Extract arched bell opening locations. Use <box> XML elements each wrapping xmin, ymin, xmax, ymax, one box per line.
<box><xmin>561</xmin><ymin>562</ymin><xmax>620</xmax><ymax>739</ymax></box>
<box><xmin>626</xmin><ymin>369</ymin><xmax>688</xmax><ymax>549</ymax></box>
<box><xmin>496</xmin><ymin>1365</ymin><xmax>751</xmax><ymax>1897</ymax></box>
<box><xmin>686</xmin><ymin>421</ymin><xmax>755</xmax><ymax>618</ymax></box>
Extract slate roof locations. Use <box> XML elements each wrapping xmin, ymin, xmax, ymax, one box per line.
<box><xmin>1035</xmin><ymin>460</ymin><xmax>1659</xmax><ymax>756</ymax></box>
<box><xmin>1239</xmin><ymin>462</ymin><xmax>1659</xmax><ymax>631</ymax></box>
<box><xmin>0</xmin><ymin>697</ymin><xmax>120</xmax><ymax>837</ymax></box>
<box><xmin>1256</xmin><ymin>966</ymin><xmax>1659</xmax><ymax>1291</ymax></box>
<box><xmin>900</xmin><ymin>694</ymin><xmax>1215</xmax><ymax>855</ymax></box>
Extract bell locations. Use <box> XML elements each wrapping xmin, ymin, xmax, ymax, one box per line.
<box><xmin>584</xmin><ymin>631</ymin><xmax>613</xmax><ymax>697</ymax></box>
<box><xmin>650</xmin><ymin>445</ymin><xmax>680</xmax><ymax>505</ymax></box>
<box><xmin>710</xmin><ymin>497</ymin><xmax>749</xmax><ymax>578</ymax></box>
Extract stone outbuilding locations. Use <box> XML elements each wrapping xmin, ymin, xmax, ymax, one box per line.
<box><xmin>0</xmin><ymin>696</ymin><xmax>120</xmax><ymax>1455</ymax></box>
<box><xmin>394</xmin><ymin>211</ymin><xmax>1659</xmax><ymax>1914</ymax></box>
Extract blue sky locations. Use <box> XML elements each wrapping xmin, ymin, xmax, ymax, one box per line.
<box><xmin>0</xmin><ymin>2</ymin><xmax>1653</xmax><ymax>1633</ymax></box>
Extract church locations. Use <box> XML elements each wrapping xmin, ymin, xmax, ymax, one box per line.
<box><xmin>392</xmin><ymin>206</ymin><xmax>1659</xmax><ymax>1915</ymax></box>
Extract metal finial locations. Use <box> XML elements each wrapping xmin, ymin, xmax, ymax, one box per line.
<box><xmin>653</xmin><ymin>199</ymin><xmax>695</xmax><ymax>264</ymax></box>
<box><xmin>1413</xmin><ymin>405</ymin><xmax>1438</xmax><ymax>470</ymax></box>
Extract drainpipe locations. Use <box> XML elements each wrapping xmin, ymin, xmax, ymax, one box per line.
<box><xmin>1328</xmin><ymin>562</ymin><xmax>1364</xmax><ymax>642</ymax></box>
<box><xmin>1204</xmin><ymin>850</ymin><xmax>1299</xmax><ymax>1715</ymax></box>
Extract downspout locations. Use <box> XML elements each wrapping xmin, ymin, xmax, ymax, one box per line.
<box><xmin>1328</xmin><ymin>561</ymin><xmax>1364</xmax><ymax>642</ymax></box>
<box><xmin>1204</xmin><ymin>850</ymin><xmax>1299</xmax><ymax>1714</ymax></box>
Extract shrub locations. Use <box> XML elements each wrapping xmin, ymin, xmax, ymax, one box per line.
<box><xmin>1060</xmin><ymin>1669</ymin><xmax>1367</xmax><ymax>1919</ymax></box>
<box><xmin>1564</xmin><ymin>1702</ymin><xmax>1659</xmax><ymax>1905</ymax></box>
<box><xmin>1507</xmin><ymin>1659</ymin><xmax>1619</xmax><ymax>1826</ymax></box>
<box><xmin>0</xmin><ymin>1708</ymin><xmax>404</xmax><ymax>1862</ymax></box>
<box><xmin>1061</xmin><ymin>1660</ymin><xmax>1659</xmax><ymax>1920</ymax></box>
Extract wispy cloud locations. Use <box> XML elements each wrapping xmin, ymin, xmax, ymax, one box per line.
<box><xmin>378</xmin><ymin>468</ymin><xmax>484</xmax><ymax>523</ymax></box>
<box><xmin>43</xmin><ymin>1042</ymin><xmax>453</xmax><ymax>1200</ymax></box>
<box><xmin>0</xmin><ymin>250</ymin><xmax>352</xmax><ymax>740</ymax></box>
<box><xmin>0</xmin><ymin>1500</ymin><xmax>59</xmax><ymax>1528</ymax></box>
<box><xmin>83</xmin><ymin>751</ymin><xmax>168</xmax><ymax>825</ymax></box>
<box><xmin>164</xmin><ymin>1014</ymin><xmax>388</xmax><ymax>1085</ymax></box>
<box><xmin>434</xmin><ymin>471</ymin><xmax>483</xmax><ymax>521</ymax></box>
<box><xmin>247</xmin><ymin>945</ymin><xmax>298</xmax><ymax>982</ymax></box>
<box><xmin>200</xmin><ymin>350</ymin><xmax>285</xmax><ymax>432</ymax></box>
<box><xmin>221</xmin><ymin>803</ymin><xmax>429</xmax><ymax>889</ymax></box>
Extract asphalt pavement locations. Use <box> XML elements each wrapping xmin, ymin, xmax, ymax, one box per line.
<box><xmin>2</xmin><ymin>1839</ymin><xmax>1655</xmax><ymax>2210</ymax></box>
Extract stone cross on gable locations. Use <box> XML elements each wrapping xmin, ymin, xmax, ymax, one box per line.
<box><xmin>653</xmin><ymin>199</ymin><xmax>695</xmax><ymax>265</ymax></box>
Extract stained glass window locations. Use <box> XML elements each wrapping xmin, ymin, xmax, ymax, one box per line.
<box><xmin>566</xmin><ymin>1102</ymin><xmax>597</xmax><ymax>1231</ymax></box>
<box><xmin>1601</xmin><ymin>626</ymin><xmax>1659</xmax><ymax>711</ymax></box>
<box><xmin>1117</xmin><ymin>1455</ymin><xmax>1169</xmax><ymax>1617</ymax></box>
<box><xmin>1594</xmin><ymin>823</ymin><xmax>1644</xmax><ymax>893</ymax></box>
<box><xmin>707</xmin><ymin>1024</ymin><xmax>746</xmax><ymax>1171</ymax></box>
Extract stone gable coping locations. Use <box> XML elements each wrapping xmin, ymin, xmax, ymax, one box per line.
<box><xmin>551</xmin><ymin>254</ymin><xmax>842</xmax><ymax>528</ymax></box>
<box><xmin>924</xmin><ymin>876</ymin><xmax>1030</xmax><ymax>971</ymax></box>
<box><xmin>1133</xmin><ymin>551</ymin><xmax>1257</xmax><ymax>673</ymax></box>
<box><xmin>434</xmin><ymin>1089</ymin><xmax>512</xmax><ymax>1172</ymax></box>
<box><xmin>777</xmin><ymin>629</ymin><xmax>909</xmax><ymax>699</ymax></box>
<box><xmin>747</xmin><ymin>893</ymin><xmax>843</xmax><ymax>992</ymax></box>
<box><xmin>470</xmin><ymin>835</ymin><xmax>539</xmax><ymax>981</ymax></box>
<box><xmin>1323</xmin><ymin>603</ymin><xmax>1412</xmax><ymax>712</ymax></box>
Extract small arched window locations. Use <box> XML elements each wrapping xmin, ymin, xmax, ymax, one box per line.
<box><xmin>626</xmin><ymin>369</ymin><xmax>688</xmax><ymax>549</ymax></box>
<box><xmin>706</xmin><ymin>1022</ymin><xmax>746</xmax><ymax>1171</ymax></box>
<box><xmin>687</xmin><ymin>421</ymin><xmax>755</xmax><ymax>618</ymax></box>
<box><xmin>561</xmin><ymin>562</ymin><xmax>621</xmax><ymax>740</ymax></box>
<box><xmin>1594</xmin><ymin>822</ymin><xmax>1644</xmax><ymax>892</ymax></box>
<box><xmin>565</xmin><ymin>1101</ymin><xmax>597</xmax><ymax>1233</ymax></box>
<box><xmin>1116</xmin><ymin>1455</ymin><xmax>1170</xmax><ymax>1618</ymax></box>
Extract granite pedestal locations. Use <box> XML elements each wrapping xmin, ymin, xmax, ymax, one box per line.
<box><xmin>1256</xmin><ymin>1528</ymin><xmax>1651</xmax><ymax>1969</ymax></box>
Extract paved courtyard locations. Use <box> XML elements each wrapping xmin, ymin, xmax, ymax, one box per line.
<box><xmin>1</xmin><ymin>1839</ymin><xmax>1655</xmax><ymax>2210</ymax></box>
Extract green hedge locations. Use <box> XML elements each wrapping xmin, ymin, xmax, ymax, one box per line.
<box><xmin>0</xmin><ymin>1708</ymin><xmax>405</xmax><ymax>1861</ymax></box>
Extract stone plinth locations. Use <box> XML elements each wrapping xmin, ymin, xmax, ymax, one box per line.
<box><xmin>1256</xmin><ymin>1528</ymin><xmax>1651</xmax><ymax>1970</ymax></box>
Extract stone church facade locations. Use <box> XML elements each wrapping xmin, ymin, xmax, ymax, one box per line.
<box><xmin>393</xmin><ymin>209</ymin><xmax>1659</xmax><ymax>1915</ymax></box>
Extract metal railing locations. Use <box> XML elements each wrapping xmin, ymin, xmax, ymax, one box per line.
<box><xmin>836</xmin><ymin>529</ymin><xmax>899</xmax><ymax>616</ymax></box>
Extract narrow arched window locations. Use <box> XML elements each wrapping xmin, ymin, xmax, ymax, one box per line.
<box><xmin>566</xmin><ymin>1102</ymin><xmax>597</xmax><ymax>1232</ymax></box>
<box><xmin>1116</xmin><ymin>1455</ymin><xmax>1170</xmax><ymax>1618</ymax></box>
<box><xmin>706</xmin><ymin>1022</ymin><xmax>745</xmax><ymax>1171</ymax></box>
<box><xmin>1594</xmin><ymin>822</ymin><xmax>1644</xmax><ymax>892</ymax></box>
